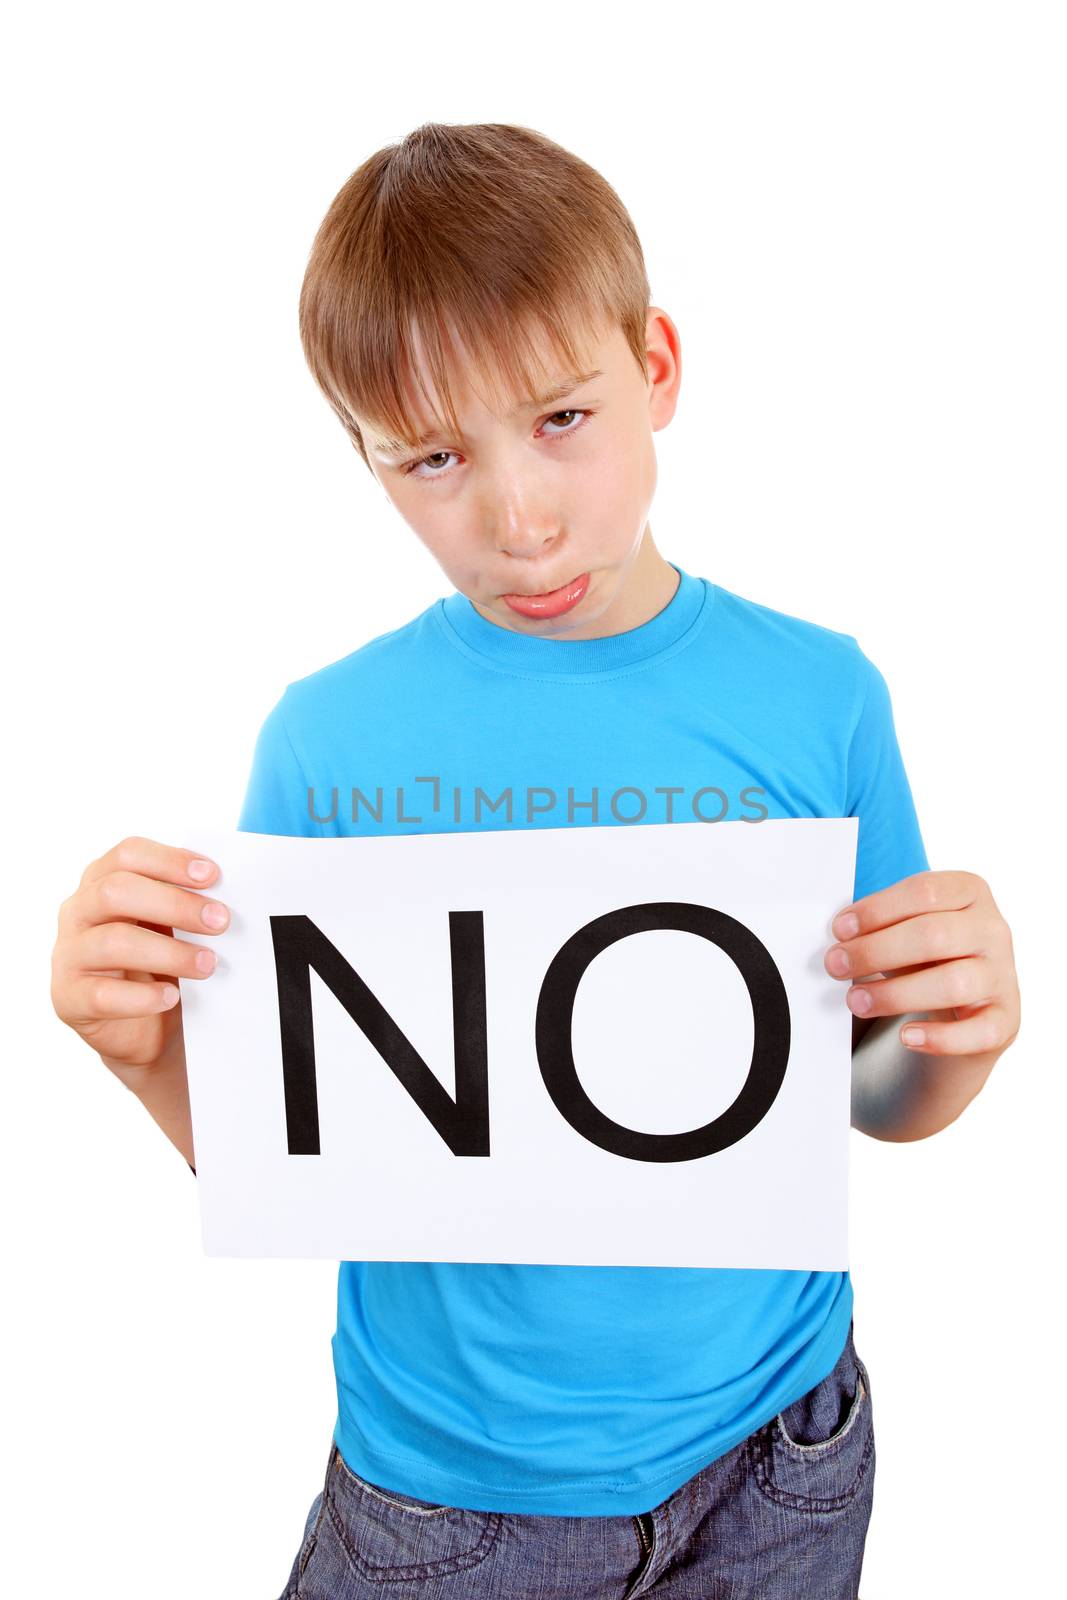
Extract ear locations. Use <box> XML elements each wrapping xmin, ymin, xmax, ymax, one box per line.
<box><xmin>644</xmin><ymin>305</ymin><xmax>682</xmax><ymax>432</ymax></box>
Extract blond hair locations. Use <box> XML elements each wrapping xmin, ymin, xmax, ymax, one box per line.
<box><xmin>298</xmin><ymin>122</ymin><xmax>652</xmax><ymax>469</ymax></box>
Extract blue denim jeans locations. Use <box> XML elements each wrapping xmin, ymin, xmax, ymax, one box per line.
<box><xmin>278</xmin><ymin>1319</ymin><xmax>873</xmax><ymax>1599</ymax></box>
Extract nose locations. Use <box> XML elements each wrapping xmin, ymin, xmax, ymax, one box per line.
<box><xmin>486</xmin><ymin>480</ymin><xmax>563</xmax><ymax>562</ymax></box>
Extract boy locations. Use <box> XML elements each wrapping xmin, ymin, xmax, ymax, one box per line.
<box><xmin>50</xmin><ymin>122</ymin><xmax>1020</xmax><ymax>1598</ymax></box>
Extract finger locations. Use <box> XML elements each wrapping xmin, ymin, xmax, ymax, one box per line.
<box><xmin>63</xmin><ymin>972</ymin><xmax>181</xmax><ymax>1024</ymax></box>
<box><xmin>830</xmin><ymin>871</ymin><xmax>986</xmax><ymax>942</ymax></box>
<box><xmin>825</xmin><ymin>906</ymin><xmax>981</xmax><ymax>982</ymax></box>
<box><xmin>74</xmin><ymin>837</ymin><xmax>221</xmax><ymax>895</ymax></box>
<box><xmin>74</xmin><ymin>921</ymin><xmax>219</xmax><ymax>980</ymax></box>
<box><xmin>898</xmin><ymin>1003</ymin><xmax>1015</xmax><ymax>1056</ymax></box>
<box><xmin>845</xmin><ymin>956</ymin><xmax>995</xmax><ymax>1019</ymax></box>
<box><xmin>66</xmin><ymin>870</ymin><xmax>230</xmax><ymax>940</ymax></box>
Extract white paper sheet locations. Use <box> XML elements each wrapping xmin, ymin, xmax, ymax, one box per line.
<box><xmin>176</xmin><ymin>817</ymin><xmax>857</xmax><ymax>1268</ymax></box>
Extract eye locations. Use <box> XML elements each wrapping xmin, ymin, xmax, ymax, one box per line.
<box><xmin>541</xmin><ymin>408</ymin><xmax>586</xmax><ymax>435</ymax></box>
<box><xmin>402</xmin><ymin>449</ymin><xmax>456</xmax><ymax>479</ymax></box>
<box><xmin>401</xmin><ymin>408</ymin><xmax>595</xmax><ymax>482</ymax></box>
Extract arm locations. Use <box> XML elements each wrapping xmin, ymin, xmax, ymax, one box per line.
<box><xmin>50</xmin><ymin>837</ymin><xmax>227</xmax><ymax>1181</ymax></box>
<box><xmin>838</xmin><ymin>653</ymin><xmax>1018</xmax><ymax>1140</ymax></box>
<box><xmin>850</xmin><ymin>1008</ymin><xmax>1002</xmax><ymax>1142</ymax></box>
<box><xmin>840</xmin><ymin>871</ymin><xmax>1020</xmax><ymax>1141</ymax></box>
<box><xmin>103</xmin><ymin>1017</ymin><xmax>197</xmax><ymax>1170</ymax></box>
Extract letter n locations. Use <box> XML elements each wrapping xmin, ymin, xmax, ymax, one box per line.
<box><xmin>269</xmin><ymin>913</ymin><xmax>490</xmax><ymax>1158</ymax></box>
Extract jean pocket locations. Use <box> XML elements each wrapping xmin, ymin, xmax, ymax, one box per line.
<box><xmin>749</xmin><ymin>1328</ymin><xmax>875</xmax><ymax>1513</ymax></box>
<box><xmin>275</xmin><ymin>1484</ymin><xmax>327</xmax><ymax>1599</ymax></box>
<box><xmin>295</xmin><ymin>1489</ymin><xmax>326</xmax><ymax>1575</ymax></box>
<box><xmin>325</xmin><ymin>1444</ymin><xmax>502</xmax><ymax>1583</ymax></box>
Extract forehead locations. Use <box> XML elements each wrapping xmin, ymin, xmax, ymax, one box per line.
<box><xmin>366</xmin><ymin>316</ymin><xmax>618</xmax><ymax>457</ymax></box>
<box><xmin>371</xmin><ymin>369</ymin><xmax>606</xmax><ymax>458</ymax></box>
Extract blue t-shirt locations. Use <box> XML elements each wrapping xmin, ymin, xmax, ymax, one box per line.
<box><xmin>237</xmin><ymin>561</ymin><xmax>928</xmax><ymax>1516</ymax></box>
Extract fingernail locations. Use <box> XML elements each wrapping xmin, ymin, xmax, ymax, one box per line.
<box><xmin>188</xmin><ymin>859</ymin><xmax>215</xmax><ymax>882</ymax></box>
<box><xmin>833</xmin><ymin>911</ymin><xmax>860</xmax><ymax>939</ymax></box>
<box><xmin>195</xmin><ymin>948</ymin><xmax>218</xmax><ymax>974</ymax></box>
<box><xmin>902</xmin><ymin>1027</ymin><xmax>926</xmax><ymax>1046</ymax></box>
<box><xmin>827</xmin><ymin>947</ymin><xmax>850</xmax><ymax>977</ymax></box>
<box><xmin>848</xmin><ymin>987</ymin><xmax>873</xmax><ymax>1014</ymax></box>
<box><xmin>202</xmin><ymin>902</ymin><xmax>229</xmax><ymax>929</ymax></box>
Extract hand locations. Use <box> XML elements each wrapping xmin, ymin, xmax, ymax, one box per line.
<box><xmin>51</xmin><ymin>836</ymin><xmax>230</xmax><ymax>1073</ymax></box>
<box><xmin>824</xmin><ymin>870</ymin><xmax>1021</xmax><ymax>1058</ymax></box>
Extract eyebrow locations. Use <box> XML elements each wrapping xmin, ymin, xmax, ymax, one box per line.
<box><xmin>372</xmin><ymin>369</ymin><xmax>605</xmax><ymax>459</ymax></box>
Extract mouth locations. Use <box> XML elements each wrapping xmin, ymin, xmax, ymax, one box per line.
<box><xmin>501</xmin><ymin>572</ymin><xmax>590</xmax><ymax>619</ymax></box>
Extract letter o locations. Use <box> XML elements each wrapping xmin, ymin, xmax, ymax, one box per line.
<box><xmin>534</xmin><ymin>901</ymin><xmax>790</xmax><ymax>1162</ymax></box>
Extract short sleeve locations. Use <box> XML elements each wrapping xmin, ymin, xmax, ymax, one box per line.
<box><xmin>236</xmin><ymin>689</ymin><xmax>312</xmax><ymax>838</ymax></box>
<box><xmin>845</xmin><ymin>649</ymin><xmax>929</xmax><ymax>903</ymax></box>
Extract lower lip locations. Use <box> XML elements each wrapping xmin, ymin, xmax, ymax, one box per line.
<box><xmin>501</xmin><ymin>572</ymin><xmax>590</xmax><ymax>619</ymax></box>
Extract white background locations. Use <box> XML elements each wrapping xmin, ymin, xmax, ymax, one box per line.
<box><xmin>5</xmin><ymin>2</ymin><xmax>1061</xmax><ymax>1594</ymax></box>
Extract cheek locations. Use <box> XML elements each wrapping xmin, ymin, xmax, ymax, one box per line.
<box><xmin>386</xmin><ymin>496</ymin><xmax>460</xmax><ymax>567</ymax></box>
<box><xmin>585</xmin><ymin>431</ymin><xmax>655</xmax><ymax>517</ymax></box>
<box><xmin>389</xmin><ymin>483</ymin><xmax>453</xmax><ymax>534</ymax></box>
<box><xmin>402</xmin><ymin>506</ymin><xmax>484</xmax><ymax>586</ymax></box>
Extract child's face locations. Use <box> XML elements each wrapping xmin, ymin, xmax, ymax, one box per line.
<box><xmin>357</xmin><ymin>307</ymin><xmax>681</xmax><ymax>639</ymax></box>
